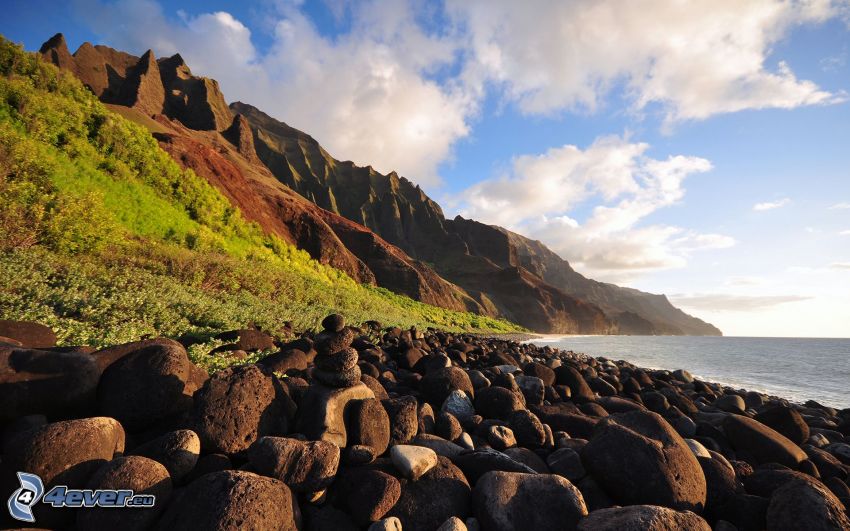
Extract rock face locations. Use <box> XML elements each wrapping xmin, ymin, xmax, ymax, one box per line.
<box><xmin>154</xmin><ymin>470</ymin><xmax>299</xmax><ymax>530</ymax></box>
<box><xmin>230</xmin><ymin>100</ymin><xmax>721</xmax><ymax>335</ymax></box>
<box><xmin>38</xmin><ymin>33</ymin><xmax>720</xmax><ymax>335</ymax></box>
<box><xmin>474</xmin><ymin>471</ymin><xmax>588</xmax><ymax>531</ymax></box>
<box><xmin>582</xmin><ymin>410</ymin><xmax>707</xmax><ymax>512</ymax></box>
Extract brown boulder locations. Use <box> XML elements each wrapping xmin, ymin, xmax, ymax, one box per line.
<box><xmin>582</xmin><ymin>410</ymin><xmax>707</xmax><ymax>512</ymax></box>
<box><xmin>577</xmin><ymin>505</ymin><xmax>711</xmax><ymax>531</ymax></box>
<box><xmin>723</xmin><ymin>414</ymin><xmax>806</xmax><ymax>467</ymax></box>
<box><xmin>189</xmin><ymin>364</ymin><xmax>291</xmax><ymax>455</ymax></box>
<box><xmin>248</xmin><ymin>436</ymin><xmax>339</xmax><ymax>492</ymax></box>
<box><xmin>0</xmin><ymin>320</ymin><xmax>56</xmax><ymax>348</ymax></box>
<box><xmin>154</xmin><ymin>470</ymin><xmax>298</xmax><ymax>530</ymax></box>
<box><xmin>386</xmin><ymin>456</ymin><xmax>471</xmax><ymax>531</ymax></box>
<box><xmin>474</xmin><ymin>471</ymin><xmax>587</xmax><ymax>531</ymax></box>
<box><xmin>767</xmin><ymin>477</ymin><xmax>850</xmax><ymax>530</ymax></box>
<box><xmin>97</xmin><ymin>342</ymin><xmax>196</xmax><ymax>430</ymax></box>
<box><xmin>0</xmin><ymin>347</ymin><xmax>99</xmax><ymax>421</ymax></box>
<box><xmin>347</xmin><ymin>398</ymin><xmax>391</xmax><ymax>456</ymax></box>
<box><xmin>78</xmin><ymin>456</ymin><xmax>172</xmax><ymax>531</ymax></box>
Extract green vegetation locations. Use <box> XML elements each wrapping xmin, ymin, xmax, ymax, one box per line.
<box><xmin>0</xmin><ymin>36</ymin><xmax>523</xmax><ymax>347</ymax></box>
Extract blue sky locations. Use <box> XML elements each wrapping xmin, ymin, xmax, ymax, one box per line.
<box><xmin>3</xmin><ymin>0</ymin><xmax>850</xmax><ymax>337</ymax></box>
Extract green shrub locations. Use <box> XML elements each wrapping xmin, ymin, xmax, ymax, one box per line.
<box><xmin>0</xmin><ymin>35</ymin><xmax>524</xmax><ymax>344</ymax></box>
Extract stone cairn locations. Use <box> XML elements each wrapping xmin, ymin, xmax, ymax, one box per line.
<box><xmin>312</xmin><ymin>314</ymin><xmax>360</xmax><ymax>388</ymax></box>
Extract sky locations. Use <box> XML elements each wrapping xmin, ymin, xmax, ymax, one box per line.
<box><xmin>3</xmin><ymin>0</ymin><xmax>850</xmax><ymax>337</ymax></box>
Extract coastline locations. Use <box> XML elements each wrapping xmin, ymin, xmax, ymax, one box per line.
<box><xmin>2</xmin><ymin>317</ymin><xmax>848</xmax><ymax>529</ymax></box>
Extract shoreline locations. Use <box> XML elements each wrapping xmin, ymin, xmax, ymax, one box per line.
<box><xmin>2</xmin><ymin>317</ymin><xmax>849</xmax><ymax>529</ymax></box>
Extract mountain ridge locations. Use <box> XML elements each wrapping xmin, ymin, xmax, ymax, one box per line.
<box><xmin>38</xmin><ymin>33</ymin><xmax>720</xmax><ymax>335</ymax></box>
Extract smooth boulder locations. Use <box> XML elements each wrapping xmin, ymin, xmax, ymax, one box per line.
<box><xmin>577</xmin><ymin>505</ymin><xmax>711</xmax><ymax>531</ymax></box>
<box><xmin>723</xmin><ymin>414</ymin><xmax>806</xmax><ymax>467</ymax></box>
<box><xmin>248</xmin><ymin>436</ymin><xmax>339</xmax><ymax>492</ymax></box>
<box><xmin>582</xmin><ymin>410</ymin><xmax>707</xmax><ymax>512</ymax></box>
<box><xmin>474</xmin><ymin>471</ymin><xmax>588</xmax><ymax>531</ymax></box>
<box><xmin>154</xmin><ymin>470</ymin><xmax>298</xmax><ymax>530</ymax></box>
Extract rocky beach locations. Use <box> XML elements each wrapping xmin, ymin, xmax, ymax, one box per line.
<box><xmin>2</xmin><ymin>315</ymin><xmax>849</xmax><ymax>530</ymax></box>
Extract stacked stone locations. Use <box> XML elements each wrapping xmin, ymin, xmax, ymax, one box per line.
<box><xmin>312</xmin><ymin>314</ymin><xmax>360</xmax><ymax>388</ymax></box>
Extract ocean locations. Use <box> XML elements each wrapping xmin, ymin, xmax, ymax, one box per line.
<box><xmin>526</xmin><ymin>335</ymin><xmax>850</xmax><ymax>410</ymax></box>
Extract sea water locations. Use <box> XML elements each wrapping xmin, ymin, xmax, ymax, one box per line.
<box><xmin>527</xmin><ymin>336</ymin><xmax>850</xmax><ymax>409</ymax></box>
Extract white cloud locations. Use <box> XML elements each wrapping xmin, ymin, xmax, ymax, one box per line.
<box><xmin>829</xmin><ymin>202</ymin><xmax>850</xmax><ymax>209</ymax></box>
<box><xmin>455</xmin><ymin>135</ymin><xmax>733</xmax><ymax>280</ymax></box>
<box><xmin>79</xmin><ymin>0</ymin><xmax>474</xmax><ymax>186</ymax></box>
<box><xmin>447</xmin><ymin>0</ymin><xmax>844</xmax><ymax>125</ymax></box>
<box><xmin>831</xmin><ymin>262</ymin><xmax>850</xmax><ymax>269</ymax></box>
<box><xmin>840</xmin><ymin>230</ymin><xmax>850</xmax><ymax>236</ymax></box>
<box><xmin>753</xmin><ymin>198</ymin><xmax>791</xmax><ymax>211</ymax></box>
<box><xmin>74</xmin><ymin>0</ymin><xmax>847</xmax><ymax>187</ymax></box>
<box><xmin>670</xmin><ymin>293</ymin><xmax>812</xmax><ymax>312</ymax></box>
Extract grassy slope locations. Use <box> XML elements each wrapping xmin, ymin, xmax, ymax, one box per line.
<box><xmin>0</xmin><ymin>36</ymin><xmax>523</xmax><ymax>348</ymax></box>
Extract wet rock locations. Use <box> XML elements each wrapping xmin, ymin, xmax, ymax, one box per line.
<box><xmin>190</xmin><ymin>364</ymin><xmax>291</xmax><ymax>455</ymax></box>
<box><xmin>582</xmin><ymin>410</ymin><xmax>707</xmax><ymax>512</ymax></box>
<box><xmin>296</xmin><ymin>382</ymin><xmax>374</xmax><ymax>447</ymax></box>
<box><xmin>78</xmin><ymin>456</ymin><xmax>172</xmax><ymax>531</ymax></box>
<box><xmin>755</xmin><ymin>405</ymin><xmax>810</xmax><ymax>445</ymax></box>
<box><xmin>577</xmin><ymin>505</ymin><xmax>711</xmax><ymax>531</ymax></box>
<box><xmin>723</xmin><ymin>414</ymin><xmax>806</xmax><ymax>467</ymax></box>
<box><xmin>248</xmin><ymin>436</ymin><xmax>339</xmax><ymax>492</ymax></box>
<box><xmin>129</xmin><ymin>429</ymin><xmax>200</xmax><ymax>482</ymax></box>
<box><xmin>154</xmin><ymin>470</ymin><xmax>298</xmax><ymax>530</ymax></box>
<box><xmin>523</xmin><ymin>362</ymin><xmax>556</xmax><ymax>387</ymax></box>
<box><xmin>474</xmin><ymin>471</ymin><xmax>587</xmax><ymax>531</ymax></box>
